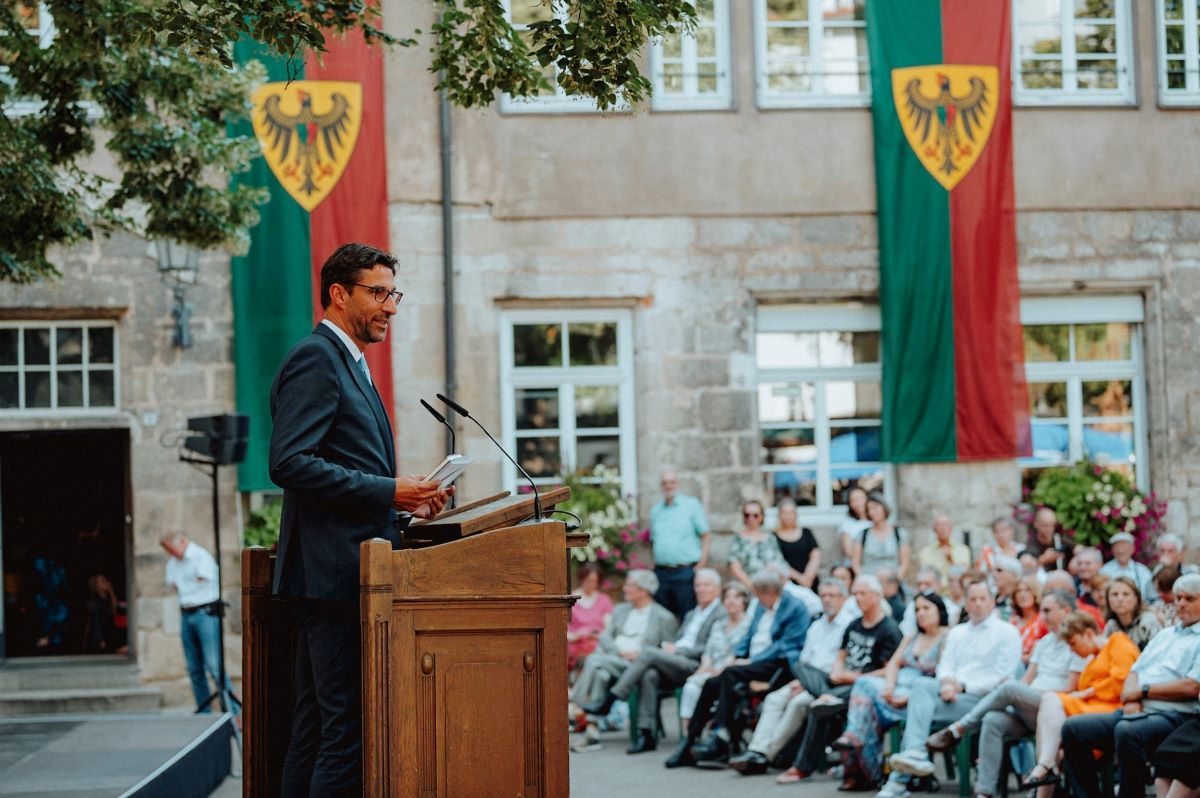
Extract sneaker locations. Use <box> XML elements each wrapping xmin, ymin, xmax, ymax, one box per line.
<box><xmin>925</xmin><ymin>725</ymin><xmax>960</xmax><ymax>753</ymax></box>
<box><xmin>570</xmin><ymin>733</ymin><xmax>602</xmax><ymax>753</ymax></box>
<box><xmin>874</xmin><ymin>782</ymin><xmax>911</xmax><ymax>798</ymax></box>
<box><xmin>889</xmin><ymin>749</ymin><xmax>935</xmax><ymax>777</ymax></box>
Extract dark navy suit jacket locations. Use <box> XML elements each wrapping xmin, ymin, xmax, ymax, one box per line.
<box><xmin>732</xmin><ymin>591</ymin><xmax>810</xmax><ymax>664</ymax></box>
<box><xmin>268</xmin><ymin>323</ymin><xmax>404</xmax><ymax>600</ymax></box>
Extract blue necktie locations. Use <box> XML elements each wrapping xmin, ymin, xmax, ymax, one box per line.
<box><xmin>357</xmin><ymin>356</ymin><xmax>372</xmax><ymax>386</ymax></box>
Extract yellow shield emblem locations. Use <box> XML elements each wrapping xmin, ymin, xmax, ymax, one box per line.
<box><xmin>891</xmin><ymin>65</ymin><xmax>999</xmax><ymax>191</ymax></box>
<box><xmin>250</xmin><ymin>81</ymin><xmax>363</xmax><ymax>212</ymax></box>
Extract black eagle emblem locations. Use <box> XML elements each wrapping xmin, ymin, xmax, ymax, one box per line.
<box><xmin>901</xmin><ymin>74</ymin><xmax>990</xmax><ymax>177</ymax></box>
<box><xmin>258</xmin><ymin>90</ymin><xmax>354</xmax><ymax>197</ymax></box>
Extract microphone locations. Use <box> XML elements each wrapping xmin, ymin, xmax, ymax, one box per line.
<box><xmin>436</xmin><ymin>392</ymin><xmax>544</xmax><ymax>523</ymax></box>
<box><xmin>420</xmin><ymin>399</ymin><xmax>456</xmax><ymax>455</ymax></box>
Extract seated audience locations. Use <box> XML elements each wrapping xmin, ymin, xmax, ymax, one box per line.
<box><xmin>991</xmin><ymin>555</ymin><xmax>1022</xmax><ymax>621</ymax></box>
<box><xmin>1100</xmin><ymin>530</ymin><xmax>1155</xmax><ymax>604</ymax></box>
<box><xmin>877</xmin><ymin>566</ymin><xmax>907</xmax><ymax>620</ymax></box>
<box><xmin>1026</xmin><ymin>507</ymin><xmax>1069</xmax><ymax>571</ymax></box>
<box><xmin>679</xmin><ymin>582</ymin><xmax>751</xmax><ymax>722</ymax></box>
<box><xmin>1060</xmin><ymin>573</ymin><xmax>1200</xmax><ymax>798</ymax></box>
<box><xmin>568</xmin><ymin>563</ymin><xmax>614</xmax><ymax>672</ymax></box>
<box><xmin>837</xmin><ymin>487</ymin><xmax>872</xmax><ymax>561</ymax></box>
<box><xmin>777</xmin><ymin>575</ymin><xmax>903</xmax><ymax>785</ymax></box>
<box><xmin>665</xmin><ymin>570</ymin><xmax>809</xmax><ymax>768</ymax></box>
<box><xmin>1072</xmin><ymin>548</ymin><xmax>1103</xmax><ymax>607</ymax></box>
<box><xmin>570</xmin><ymin>570</ymin><xmax>678</xmax><ymax>751</ymax></box>
<box><xmin>878</xmin><ymin>580</ymin><xmax>1021</xmax><ymax>796</ymax></box>
<box><xmin>832</xmin><ymin>591</ymin><xmax>949</xmax><ymax>790</ymax></box>
<box><xmin>900</xmin><ymin>566</ymin><xmax>960</xmax><ymax>636</ymax></box>
<box><xmin>1151</xmin><ymin>533</ymin><xmax>1198</xmax><ymax>585</ymax></box>
<box><xmin>1010</xmin><ymin>575</ymin><xmax>1048</xmax><ymax>663</ymax></box>
<box><xmin>727</xmin><ymin>576</ymin><xmax>858</xmax><ymax>776</ymax></box>
<box><xmin>1153</xmin><ymin>566</ymin><xmax>1182</xmax><ymax>627</ymax></box>
<box><xmin>773</xmin><ymin>498</ymin><xmax>820</xmax><ymax>588</ymax></box>
<box><xmin>852</xmin><ymin>493</ymin><xmax>911</xmax><ymax>582</ymax></box>
<box><xmin>1153</xmin><ymin>715</ymin><xmax>1200</xmax><ymax>798</ymax></box>
<box><xmin>916</xmin><ymin>512</ymin><xmax>972</xmax><ymax>581</ymax></box>
<box><xmin>1019</xmin><ymin>549</ymin><xmax>1048</xmax><ymax>585</ymax></box>
<box><xmin>946</xmin><ymin>564</ymin><xmax>968</xmax><ymax>608</ymax></box>
<box><xmin>1087</xmin><ymin>573</ymin><xmax>1109</xmax><ymax>616</ymax></box>
<box><xmin>978</xmin><ymin>516</ymin><xmax>1026</xmax><ymax>572</ymax></box>
<box><xmin>1103</xmin><ymin>574</ymin><xmax>1162</xmax><ymax>651</ymax></box>
<box><xmin>924</xmin><ymin>590</ymin><xmax>1085</xmax><ymax>798</ymax></box>
<box><xmin>583</xmin><ymin>568</ymin><xmax>725</xmax><ymax>753</ymax></box>
<box><xmin>831</xmin><ymin>560</ymin><xmax>857</xmax><ymax>590</ymax></box>
<box><xmin>728</xmin><ymin>500</ymin><xmax>785</xmax><ymax>590</ymax></box>
<box><xmin>1044</xmin><ymin>570</ymin><xmax>1104</xmax><ymax>627</ymax></box>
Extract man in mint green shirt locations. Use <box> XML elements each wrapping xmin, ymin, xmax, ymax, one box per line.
<box><xmin>650</xmin><ymin>470</ymin><xmax>711</xmax><ymax>619</ymax></box>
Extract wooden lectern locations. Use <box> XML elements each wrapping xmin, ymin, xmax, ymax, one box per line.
<box><xmin>241</xmin><ymin>488</ymin><xmax>583</xmax><ymax>798</ymax></box>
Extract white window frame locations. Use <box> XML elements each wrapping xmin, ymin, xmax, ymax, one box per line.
<box><xmin>1012</xmin><ymin>0</ymin><xmax>1135</xmax><ymax>106</ymax></box>
<box><xmin>499</xmin><ymin>309</ymin><xmax>637</xmax><ymax>497</ymax></box>
<box><xmin>3</xmin><ymin>2</ymin><xmax>56</xmax><ymax>118</ymax></box>
<box><xmin>650</xmin><ymin>0</ymin><xmax>734</xmax><ymax>111</ymax></box>
<box><xmin>755</xmin><ymin>304</ymin><xmax>892</xmax><ymax>525</ymax></box>
<box><xmin>1156</xmin><ymin>0</ymin><xmax>1200</xmax><ymax>105</ymax></box>
<box><xmin>1020</xmin><ymin>296</ymin><xmax>1148</xmax><ymax>492</ymax></box>
<box><xmin>0</xmin><ymin>321</ymin><xmax>120</xmax><ymax>416</ymax></box>
<box><xmin>500</xmin><ymin>0</ymin><xmax>610</xmax><ymax>114</ymax></box>
<box><xmin>753</xmin><ymin>0</ymin><xmax>870</xmax><ymax>109</ymax></box>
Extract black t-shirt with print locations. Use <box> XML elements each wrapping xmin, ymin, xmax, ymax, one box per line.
<box><xmin>840</xmin><ymin>615</ymin><xmax>903</xmax><ymax>673</ymax></box>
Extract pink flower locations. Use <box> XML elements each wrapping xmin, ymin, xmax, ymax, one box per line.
<box><xmin>615</xmin><ymin>561</ymin><xmax>628</xmax><ymax>572</ymax></box>
<box><xmin>639</xmin><ymin>529</ymin><xmax>651</xmax><ymax>543</ymax></box>
<box><xmin>1094</xmin><ymin>466</ymin><xmax>1103</xmax><ymax>476</ymax></box>
<box><xmin>596</xmin><ymin>549</ymin><xmax>610</xmax><ymax>560</ymax></box>
<box><xmin>621</xmin><ymin>530</ymin><xmax>633</xmax><ymax>544</ymax></box>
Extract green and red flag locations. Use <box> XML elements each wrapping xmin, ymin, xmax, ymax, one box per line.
<box><xmin>231</xmin><ymin>32</ymin><xmax>393</xmax><ymax>491</ymax></box>
<box><xmin>867</xmin><ymin>0</ymin><xmax>1028</xmax><ymax>463</ymax></box>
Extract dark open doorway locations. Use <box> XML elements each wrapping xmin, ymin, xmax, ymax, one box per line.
<box><xmin>0</xmin><ymin>429</ymin><xmax>130</xmax><ymax>659</ymax></box>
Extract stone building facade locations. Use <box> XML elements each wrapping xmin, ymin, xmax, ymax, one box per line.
<box><xmin>2</xmin><ymin>0</ymin><xmax>1198</xmax><ymax>704</ymax></box>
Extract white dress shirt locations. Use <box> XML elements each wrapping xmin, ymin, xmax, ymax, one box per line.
<box><xmin>748</xmin><ymin>607</ymin><xmax>777</xmax><ymax>658</ymax></box>
<box><xmin>799</xmin><ymin>602</ymin><xmax>860</xmax><ymax>673</ymax></box>
<box><xmin>783</xmin><ymin>582</ymin><xmax>823</xmax><ymax>618</ymax></box>
<box><xmin>614</xmin><ymin>605</ymin><xmax>651</xmax><ymax>653</ymax></box>
<box><xmin>936</xmin><ymin>614</ymin><xmax>1022</xmax><ymax>695</ymax></box>
<box><xmin>165</xmin><ymin>542</ymin><xmax>220</xmax><ymax>608</ymax></box>
<box><xmin>321</xmin><ymin>319</ymin><xmax>365</xmax><ymax>364</ymax></box>
<box><xmin>674</xmin><ymin>599</ymin><xmax>720</xmax><ymax>654</ymax></box>
<box><xmin>1132</xmin><ymin>621</ymin><xmax>1200</xmax><ymax>713</ymax></box>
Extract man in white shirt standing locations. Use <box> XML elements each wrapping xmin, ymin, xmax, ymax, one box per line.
<box><xmin>878</xmin><ymin>580</ymin><xmax>1021</xmax><ymax>798</ymax></box>
<box><xmin>161</xmin><ymin>532</ymin><xmax>236</xmax><ymax>714</ymax></box>
<box><xmin>924</xmin><ymin>589</ymin><xmax>1085</xmax><ymax>797</ymax></box>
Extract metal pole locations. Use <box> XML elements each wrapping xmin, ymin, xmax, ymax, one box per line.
<box><xmin>438</xmin><ymin>78</ymin><xmax>457</xmax><ymax>457</ymax></box>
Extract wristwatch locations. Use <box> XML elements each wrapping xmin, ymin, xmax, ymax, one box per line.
<box><xmin>1141</xmin><ymin>684</ymin><xmax>1151</xmax><ymax>700</ymax></box>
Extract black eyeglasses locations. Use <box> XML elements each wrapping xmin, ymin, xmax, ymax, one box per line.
<box><xmin>349</xmin><ymin>283</ymin><xmax>403</xmax><ymax>304</ymax></box>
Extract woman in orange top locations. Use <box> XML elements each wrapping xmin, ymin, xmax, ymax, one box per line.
<box><xmin>1020</xmin><ymin>611</ymin><xmax>1140</xmax><ymax>795</ymax></box>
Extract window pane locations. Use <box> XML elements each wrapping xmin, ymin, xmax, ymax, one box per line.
<box><xmin>513</xmin><ymin>324</ymin><xmax>562</xmax><ymax>367</ymax></box>
<box><xmin>1083</xmin><ymin>421</ymin><xmax>1134</xmax><ymax>465</ymax></box>
<box><xmin>662</xmin><ymin>33</ymin><xmax>683</xmax><ymax>59</ymax></box>
<box><xmin>767</xmin><ymin>0</ymin><xmax>808</xmax><ymax>23</ymax></box>
<box><xmin>1018</xmin><ymin>0</ymin><xmax>1060</xmax><ymax>23</ymax></box>
<box><xmin>662</xmin><ymin>61</ymin><xmax>684</xmax><ymax>93</ymax></box>
<box><xmin>768</xmin><ymin>63</ymin><xmax>812</xmax><ymax>92</ymax></box>
<box><xmin>516</xmin><ymin>388</ymin><xmax>559</xmax><ymax>430</ymax></box>
<box><xmin>24</xmin><ymin>328</ymin><xmax>50</xmax><ymax>365</ymax></box>
<box><xmin>0</xmin><ymin>329</ymin><xmax>16</xmax><ymax>365</ymax></box>
<box><xmin>758</xmin><ymin>382</ymin><xmax>816</xmax><ymax>423</ymax></box>
<box><xmin>826</xmin><ymin>58</ymin><xmax>869</xmax><ymax>93</ymax></box>
<box><xmin>25</xmin><ymin>371</ymin><xmax>50</xmax><ymax>408</ymax></box>
<box><xmin>0</xmin><ymin>373</ymin><xmax>16</xmax><ymax>408</ymax></box>
<box><xmin>830</xmin><ymin>425</ymin><xmax>881</xmax><ymax>462</ymax></box>
<box><xmin>1074</xmin><ymin>0</ymin><xmax>1114</xmax><ymax>18</ymax></box>
<box><xmin>1021</xmin><ymin>59</ymin><xmax>1063</xmax><ymax>88</ymax></box>
<box><xmin>762</xmin><ymin>427</ymin><xmax>817</xmax><ymax>465</ymax></box>
<box><xmin>576</xmin><ymin>385</ymin><xmax>619</xmax><ymax>428</ymax></box>
<box><xmin>57</xmin><ymin>371</ymin><xmax>83</xmax><ymax>407</ymax></box>
<box><xmin>698</xmin><ymin>62</ymin><xmax>719</xmax><ymax>93</ymax></box>
<box><xmin>1165</xmin><ymin>24</ymin><xmax>1185</xmax><ymax>55</ymax></box>
<box><xmin>1083</xmin><ymin>379</ymin><xmax>1133</xmax><ymax>417</ymax></box>
<box><xmin>767</xmin><ymin>26</ymin><xmax>810</xmax><ymax>58</ymax></box>
<box><xmin>1028</xmin><ymin>382</ymin><xmax>1068</xmax><ymax>418</ymax></box>
<box><xmin>1075</xmin><ymin>24</ymin><xmax>1116</xmax><ymax>54</ymax></box>
<box><xmin>757</xmin><ymin>332</ymin><xmax>820</xmax><ymax>368</ymax></box>
<box><xmin>826</xmin><ymin>381</ymin><xmax>881</xmax><ymax>419</ymax></box>
<box><xmin>696</xmin><ymin>0</ymin><xmax>715</xmax><ymax>19</ymax></box>
<box><xmin>1023</xmin><ymin>325</ymin><xmax>1070</xmax><ymax>362</ymax></box>
<box><xmin>517</xmin><ymin>436</ymin><xmax>560</xmax><ymax>477</ymax></box>
<box><xmin>822</xmin><ymin>0</ymin><xmax>865</xmax><ymax>21</ymax></box>
<box><xmin>1163</xmin><ymin>0</ymin><xmax>1184</xmax><ymax>20</ymax></box>
<box><xmin>88</xmin><ymin>327</ymin><xmax>114</xmax><ymax>365</ymax></box>
<box><xmin>1074</xmin><ymin>322</ymin><xmax>1131</xmax><ymax>361</ymax></box>
<box><xmin>56</xmin><ymin>328</ymin><xmax>83</xmax><ymax>365</ymax></box>
<box><xmin>1019</xmin><ymin>25</ymin><xmax>1064</xmax><ymax>56</ymax></box>
<box><xmin>577</xmin><ymin>435</ymin><xmax>620</xmax><ymax>473</ymax></box>
<box><xmin>1030</xmin><ymin>422</ymin><xmax>1070</xmax><ymax>463</ymax></box>
<box><xmin>832</xmin><ymin>470</ymin><xmax>884</xmax><ymax>505</ymax></box>
<box><xmin>567</xmin><ymin>322</ymin><xmax>618</xmax><ymax>366</ymax></box>
<box><xmin>511</xmin><ymin>0</ymin><xmax>553</xmax><ymax>26</ymax></box>
<box><xmin>823</xmin><ymin>26</ymin><xmax>866</xmax><ymax>62</ymax></box>
<box><xmin>89</xmin><ymin>371</ymin><xmax>115</xmax><ymax>407</ymax></box>
<box><xmin>1167</xmin><ymin>59</ymin><xmax>1186</xmax><ymax>89</ymax></box>
<box><xmin>769</xmin><ymin>469</ymin><xmax>817</xmax><ymax>506</ymax></box>
<box><xmin>696</xmin><ymin>26</ymin><xmax>717</xmax><ymax>58</ymax></box>
<box><xmin>1076</xmin><ymin>58</ymin><xmax>1118</xmax><ymax>89</ymax></box>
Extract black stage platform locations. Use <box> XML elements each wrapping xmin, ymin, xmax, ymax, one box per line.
<box><xmin>0</xmin><ymin>712</ymin><xmax>234</xmax><ymax>798</ymax></box>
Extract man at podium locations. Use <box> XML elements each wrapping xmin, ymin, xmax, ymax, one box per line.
<box><xmin>268</xmin><ymin>243</ymin><xmax>452</xmax><ymax>798</ymax></box>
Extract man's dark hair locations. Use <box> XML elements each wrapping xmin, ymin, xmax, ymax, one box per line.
<box><xmin>319</xmin><ymin>242</ymin><xmax>398</xmax><ymax>309</ymax></box>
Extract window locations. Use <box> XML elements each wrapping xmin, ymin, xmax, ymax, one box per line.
<box><xmin>0</xmin><ymin>322</ymin><xmax>119</xmax><ymax>413</ymax></box>
<box><xmin>756</xmin><ymin>305</ymin><xmax>890</xmax><ymax>518</ymax></box>
<box><xmin>755</xmin><ymin>0</ymin><xmax>869</xmax><ymax>108</ymax></box>
<box><xmin>2</xmin><ymin>2</ymin><xmax>54</xmax><ymax>116</ymax></box>
<box><xmin>501</xmin><ymin>0</ymin><xmax>606</xmax><ymax>113</ymax></box>
<box><xmin>1020</xmin><ymin>296</ymin><xmax>1147</xmax><ymax>491</ymax></box>
<box><xmin>650</xmin><ymin>0</ymin><xmax>733</xmax><ymax>110</ymax></box>
<box><xmin>1013</xmin><ymin>0</ymin><xmax>1134</xmax><ymax>105</ymax></box>
<box><xmin>499</xmin><ymin>310</ymin><xmax>636</xmax><ymax>496</ymax></box>
<box><xmin>1158</xmin><ymin>0</ymin><xmax>1200</xmax><ymax>104</ymax></box>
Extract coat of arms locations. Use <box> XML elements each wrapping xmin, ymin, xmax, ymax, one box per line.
<box><xmin>891</xmin><ymin>65</ymin><xmax>999</xmax><ymax>191</ymax></box>
<box><xmin>250</xmin><ymin>81</ymin><xmax>363</xmax><ymax>211</ymax></box>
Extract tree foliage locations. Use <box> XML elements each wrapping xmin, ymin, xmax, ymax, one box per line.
<box><xmin>1</xmin><ymin>0</ymin><xmax>694</xmax><ymax>283</ymax></box>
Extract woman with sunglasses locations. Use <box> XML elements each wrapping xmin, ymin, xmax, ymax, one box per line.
<box><xmin>728</xmin><ymin>499</ymin><xmax>785</xmax><ymax>590</ymax></box>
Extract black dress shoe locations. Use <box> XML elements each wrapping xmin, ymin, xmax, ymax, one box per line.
<box><xmin>664</xmin><ymin>741</ymin><xmax>697</xmax><ymax>768</ymax></box>
<box><xmin>728</xmin><ymin>751</ymin><xmax>769</xmax><ymax>775</ymax></box>
<box><xmin>627</xmin><ymin>729</ymin><xmax>657</xmax><ymax>754</ymax></box>
<box><xmin>581</xmin><ymin>691</ymin><xmax>617</xmax><ymax>717</ymax></box>
<box><xmin>693</xmin><ymin>734</ymin><xmax>731</xmax><ymax>764</ymax></box>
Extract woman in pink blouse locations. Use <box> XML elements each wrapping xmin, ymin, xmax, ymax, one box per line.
<box><xmin>568</xmin><ymin>563</ymin><xmax>614</xmax><ymax>673</ymax></box>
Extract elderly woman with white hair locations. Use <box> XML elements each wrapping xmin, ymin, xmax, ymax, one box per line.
<box><xmin>570</xmin><ymin>569</ymin><xmax>678</xmax><ymax>751</ymax></box>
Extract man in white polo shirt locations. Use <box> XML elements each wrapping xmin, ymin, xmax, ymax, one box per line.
<box><xmin>161</xmin><ymin>532</ymin><xmax>236</xmax><ymax>714</ymax></box>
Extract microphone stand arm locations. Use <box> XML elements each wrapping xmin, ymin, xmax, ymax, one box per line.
<box><xmin>463</xmin><ymin>416</ymin><xmax>544</xmax><ymax>523</ymax></box>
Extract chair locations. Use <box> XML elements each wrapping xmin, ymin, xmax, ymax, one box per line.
<box><xmin>886</xmin><ymin>722</ymin><xmax>973</xmax><ymax>798</ymax></box>
<box><xmin>626</xmin><ymin>687</ymin><xmax>683</xmax><ymax>744</ymax></box>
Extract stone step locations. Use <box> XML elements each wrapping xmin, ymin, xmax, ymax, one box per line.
<box><xmin>0</xmin><ymin>660</ymin><xmax>141</xmax><ymax>692</ymax></box>
<box><xmin>0</xmin><ymin>686</ymin><xmax>162</xmax><ymax>716</ymax></box>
